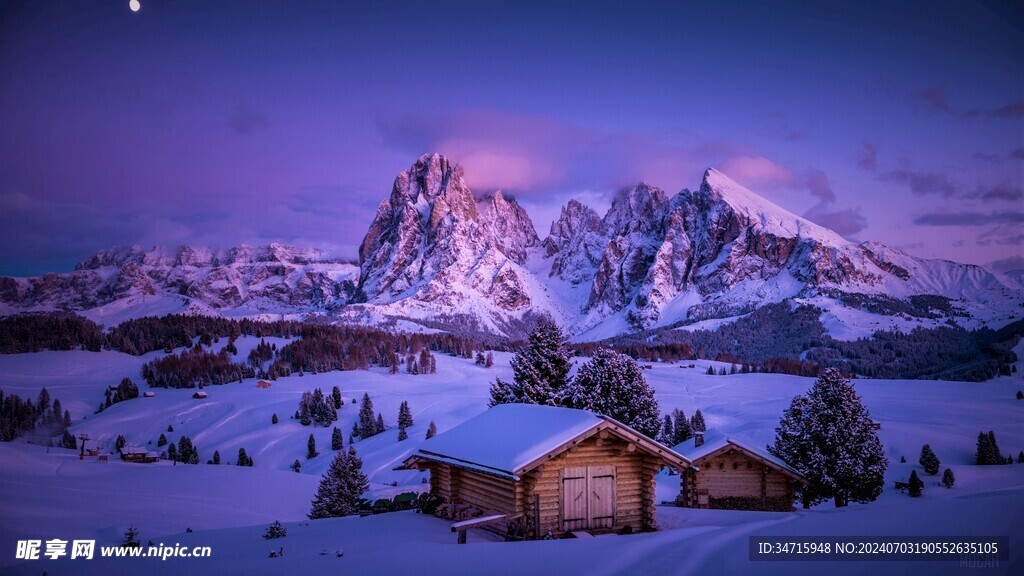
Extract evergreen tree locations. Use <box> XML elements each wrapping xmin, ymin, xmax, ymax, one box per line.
<box><xmin>919</xmin><ymin>444</ymin><xmax>940</xmax><ymax>475</ymax></box>
<box><xmin>121</xmin><ymin>525</ymin><xmax>141</xmax><ymax>548</ymax></box>
<box><xmin>485</xmin><ymin>352</ymin><xmax>494</xmax><ymax>368</ymax></box>
<box><xmin>331</xmin><ymin>427</ymin><xmax>343</xmax><ymax>451</ymax></box>
<box><xmin>1018</xmin><ymin>451</ymin><xmax>1024</xmax><ymax>464</ymax></box>
<box><xmin>908</xmin><ymin>470</ymin><xmax>923</xmax><ymax>497</ymax></box>
<box><xmin>263</xmin><ymin>520</ymin><xmax>286</xmax><ymax>540</ymax></box>
<box><xmin>426</xmin><ymin>421</ymin><xmax>437</xmax><ymax>439</ymax></box>
<box><xmin>672</xmin><ymin>408</ymin><xmax>692</xmax><ymax>445</ymax></box>
<box><xmin>1016</xmin><ymin>390</ymin><xmax>1023</xmax><ymax>400</ymax></box>
<box><xmin>900</xmin><ymin>456</ymin><xmax>906</xmax><ymax>463</ymax></box>
<box><xmin>308</xmin><ymin>446</ymin><xmax>368</xmax><ymax>519</ymax></box>
<box><xmin>167</xmin><ymin>424</ymin><xmax>174</xmax><ymax>432</ymax></box>
<box><xmin>157</xmin><ymin>433</ymin><xmax>167</xmax><ymax>447</ymax></box>
<box><xmin>398</xmin><ymin>423</ymin><xmax>408</xmax><ymax>441</ymax></box>
<box><xmin>659</xmin><ymin>414</ymin><xmax>674</xmax><ymax>444</ymax></box>
<box><xmin>476</xmin><ymin>352</ymin><xmax>485</xmax><ymax>365</ymax></box>
<box><xmin>167</xmin><ymin>443</ymin><xmax>178</xmax><ymax>461</ymax></box>
<box><xmin>332</xmin><ymin>386</ymin><xmax>342</xmax><ymax>410</ymax></box>
<box><xmin>307</xmin><ymin>433</ymin><xmax>318</xmax><ymax>459</ymax></box>
<box><xmin>769</xmin><ymin>369</ymin><xmax>888</xmax><ymax>508</ymax></box>
<box><xmin>690</xmin><ymin>409</ymin><xmax>706</xmax><ymax>435</ymax></box>
<box><xmin>177</xmin><ymin>436</ymin><xmax>193</xmax><ymax>463</ymax></box>
<box><xmin>188</xmin><ymin>446</ymin><xmax>200</xmax><ymax>465</ymax></box>
<box><xmin>706</xmin><ymin>365</ymin><xmax>715</xmax><ymax>375</ymax></box>
<box><xmin>291</xmin><ymin>459</ymin><xmax>301</xmax><ymax>473</ymax></box>
<box><xmin>272</xmin><ymin>413</ymin><xmax>279</xmax><ymax>424</ymax></box>
<box><xmin>351</xmin><ymin>421</ymin><xmax>360</xmax><ymax>439</ymax></box>
<box><xmin>987</xmin><ymin>431</ymin><xmax>1002</xmax><ymax>464</ymax></box>
<box><xmin>976</xmin><ymin>431</ymin><xmax>1003</xmax><ymax>465</ymax></box>
<box><xmin>115</xmin><ymin>434</ymin><xmax>126</xmax><ymax>453</ymax></box>
<box><xmin>398</xmin><ymin>400</ymin><xmax>414</xmax><ymax>428</ymax></box>
<box><xmin>376</xmin><ymin>413</ymin><xmax>385</xmax><ymax>435</ymax></box>
<box><xmin>358</xmin><ymin>393</ymin><xmax>376</xmax><ymax>438</ymax></box>
<box><xmin>562</xmin><ymin>348</ymin><xmax>661</xmax><ymax>438</ymax></box>
<box><xmin>488</xmin><ymin>318</ymin><xmax>572</xmax><ymax>407</ymax></box>
<box><xmin>237</xmin><ymin>447</ymin><xmax>249</xmax><ymax>466</ymax></box>
<box><xmin>213</xmin><ymin>450</ymin><xmax>220</xmax><ymax>465</ymax></box>
<box><xmin>299</xmin><ymin>400</ymin><xmax>312</xmax><ymax>426</ymax></box>
<box><xmin>941</xmin><ymin>468</ymin><xmax>955</xmax><ymax>488</ymax></box>
<box><xmin>61</xmin><ymin>430</ymin><xmax>77</xmax><ymax>449</ymax></box>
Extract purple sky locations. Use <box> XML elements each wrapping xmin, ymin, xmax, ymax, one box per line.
<box><xmin>1</xmin><ymin>1</ymin><xmax>1021</xmax><ymax>276</ymax></box>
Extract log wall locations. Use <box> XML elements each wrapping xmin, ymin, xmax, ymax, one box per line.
<box><xmin>680</xmin><ymin>448</ymin><xmax>795</xmax><ymax>510</ymax></box>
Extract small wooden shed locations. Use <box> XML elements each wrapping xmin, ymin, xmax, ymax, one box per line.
<box><xmin>673</xmin><ymin>429</ymin><xmax>806</xmax><ymax>511</ymax></box>
<box><xmin>192</xmin><ymin>390</ymin><xmax>208</xmax><ymax>399</ymax></box>
<box><xmin>120</xmin><ymin>446</ymin><xmax>159</xmax><ymax>463</ymax></box>
<box><xmin>398</xmin><ymin>404</ymin><xmax>693</xmax><ymax>538</ymax></box>
<box><xmin>256</xmin><ymin>380</ymin><xmax>272</xmax><ymax>389</ymax></box>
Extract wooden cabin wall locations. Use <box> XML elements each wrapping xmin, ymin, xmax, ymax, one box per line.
<box><xmin>520</xmin><ymin>435</ymin><xmax>657</xmax><ymax>536</ymax></box>
<box><xmin>427</xmin><ymin>462</ymin><xmax>517</xmax><ymax>516</ymax></box>
<box><xmin>680</xmin><ymin>448</ymin><xmax>796</xmax><ymax>510</ymax></box>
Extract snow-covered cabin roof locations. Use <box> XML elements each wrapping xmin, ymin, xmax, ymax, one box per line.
<box><xmin>401</xmin><ymin>404</ymin><xmax>693</xmax><ymax>480</ymax></box>
<box><xmin>672</xmin><ymin>429</ymin><xmax>804</xmax><ymax>480</ymax></box>
<box><xmin>120</xmin><ymin>446</ymin><xmax>148</xmax><ymax>455</ymax></box>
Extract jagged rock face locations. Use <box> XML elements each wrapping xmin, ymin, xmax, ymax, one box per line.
<box><xmin>477</xmin><ymin>190</ymin><xmax>540</xmax><ymax>265</ymax></box>
<box><xmin>1</xmin><ymin>243</ymin><xmax>356</xmax><ymax>314</ymax></box>
<box><xmin>354</xmin><ymin>154</ymin><xmax>542</xmax><ymax>316</ymax></box>
<box><xmin>543</xmin><ymin>200</ymin><xmax>605</xmax><ymax>284</ymax></box>
<box><xmin>547</xmin><ymin>169</ymin><xmax>892</xmax><ymax>327</ymax></box>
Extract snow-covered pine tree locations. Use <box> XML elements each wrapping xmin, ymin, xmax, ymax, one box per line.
<box><xmin>167</xmin><ymin>424</ymin><xmax>174</xmax><ymax>432</ymax></box>
<box><xmin>331</xmin><ymin>427</ymin><xmax>343</xmax><ymax>451</ymax></box>
<box><xmin>398</xmin><ymin>400</ymin><xmax>413</xmax><ymax>428</ymax></box>
<box><xmin>189</xmin><ymin>446</ymin><xmax>199</xmax><ymax>465</ymax></box>
<box><xmin>375</xmin><ymin>413</ymin><xmax>385</xmax><ymax>434</ymax></box>
<box><xmin>263</xmin><ymin>520</ymin><xmax>286</xmax><ymax>540</ymax></box>
<box><xmin>398</xmin><ymin>423</ymin><xmax>408</xmax><ymax>441</ymax></box>
<box><xmin>167</xmin><ymin>443</ymin><xmax>178</xmax><ymax>461</ymax></box>
<box><xmin>488</xmin><ymin>318</ymin><xmax>572</xmax><ymax>407</ymax></box>
<box><xmin>426</xmin><ymin>421</ymin><xmax>437</xmax><ymax>439</ymax></box>
<box><xmin>213</xmin><ymin>450</ymin><xmax>220</xmax><ymax>465</ymax></box>
<box><xmin>919</xmin><ymin>444</ymin><xmax>940</xmax><ymax>475</ymax></box>
<box><xmin>358</xmin><ymin>393</ymin><xmax>376</xmax><ymax>437</ymax></box>
<box><xmin>299</xmin><ymin>398</ymin><xmax>312</xmax><ymax>426</ymax></box>
<box><xmin>672</xmin><ymin>408</ymin><xmax>692</xmax><ymax>445</ymax></box>
<box><xmin>485</xmin><ymin>352</ymin><xmax>494</xmax><ymax>368</ymax></box>
<box><xmin>332</xmin><ymin>386</ymin><xmax>342</xmax><ymax>410</ymax></box>
<box><xmin>706</xmin><ymin>365</ymin><xmax>715</xmax><ymax>375</ymax></box>
<box><xmin>941</xmin><ymin>467</ymin><xmax>955</xmax><ymax>488</ymax></box>
<box><xmin>157</xmin><ymin>433</ymin><xmax>167</xmax><ymax>447</ymax></box>
<box><xmin>308</xmin><ymin>446</ymin><xmax>369</xmax><ymax>519</ymax></box>
<box><xmin>690</xmin><ymin>409</ymin><xmax>706</xmax><ymax>435</ymax></box>
<box><xmin>291</xmin><ymin>459</ymin><xmax>301</xmax><ymax>473</ymax></box>
<box><xmin>272</xmin><ymin>413</ymin><xmax>278</xmax><ymax>424</ymax></box>
<box><xmin>115</xmin><ymin>434</ymin><xmax>126</xmax><ymax>453</ymax></box>
<box><xmin>561</xmin><ymin>348</ymin><xmax>661</xmax><ymax>439</ymax></box>
<box><xmin>769</xmin><ymin>368</ymin><xmax>887</xmax><ymax>508</ymax></box>
<box><xmin>236</xmin><ymin>447</ymin><xmax>249</xmax><ymax>466</ymax></box>
<box><xmin>1019</xmin><ymin>451</ymin><xmax>1024</xmax><ymax>464</ymax></box>
<box><xmin>307</xmin><ymin>433</ymin><xmax>318</xmax><ymax>459</ymax></box>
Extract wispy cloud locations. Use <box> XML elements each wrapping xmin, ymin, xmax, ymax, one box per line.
<box><xmin>918</xmin><ymin>84</ymin><xmax>1024</xmax><ymax>120</ymax></box>
<box><xmin>913</xmin><ymin>211</ymin><xmax>1024</xmax><ymax>226</ymax></box>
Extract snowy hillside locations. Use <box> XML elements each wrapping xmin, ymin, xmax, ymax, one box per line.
<box><xmin>1</xmin><ymin>344</ymin><xmax>1023</xmax><ymax>574</ymax></box>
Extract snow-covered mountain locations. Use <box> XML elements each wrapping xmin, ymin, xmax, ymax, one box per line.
<box><xmin>0</xmin><ymin>244</ymin><xmax>358</xmax><ymax>326</ymax></box>
<box><xmin>1</xmin><ymin>154</ymin><xmax>1021</xmax><ymax>339</ymax></box>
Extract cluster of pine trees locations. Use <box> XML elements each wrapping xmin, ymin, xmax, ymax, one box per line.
<box><xmin>0</xmin><ymin>388</ymin><xmax>73</xmax><ymax>443</ymax></box>
<box><xmin>142</xmin><ymin>348</ymin><xmax>255</xmax><ymax>388</ymax></box>
<box><xmin>352</xmin><ymin>393</ymin><xmax>385</xmax><ymax>439</ymax></box>
<box><xmin>975</xmin><ymin>431</ymin><xmax>1014</xmax><ymax>465</ymax></box>
<box><xmin>658</xmin><ymin>408</ymin><xmax>704</xmax><ymax>446</ymax></box>
<box><xmin>489</xmin><ymin>319</ymin><xmax>663</xmax><ymax>439</ymax></box>
<box><xmin>297</xmin><ymin>387</ymin><xmax>339</xmax><ymax>427</ymax></box>
<box><xmin>97</xmin><ymin>377</ymin><xmax>140</xmax><ymax>413</ymax></box>
<box><xmin>404</xmin><ymin>348</ymin><xmax>437</xmax><ymax>375</ymax></box>
<box><xmin>474</xmin><ymin>351</ymin><xmax>494</xmax><ymax>367</ymax></box>
<box><xmin>0</xmin><ymin>312</ymin><xmax>105</xmax><ymax>353</ymax></box>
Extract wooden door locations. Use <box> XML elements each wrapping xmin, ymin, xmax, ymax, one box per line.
<box><xmin>588</xmin><ymin>465</ymin><xmax>615</xmax><ymax>529</ymax></box>
<box><xmin>561</xmin><ymin>467</ymin><xmax>588</xmax><ymax>531</ymax></box>
<box><xmin>561</xmin><ymin>465</ymin><xmax>616</xmax><ymax>531</ymax></box>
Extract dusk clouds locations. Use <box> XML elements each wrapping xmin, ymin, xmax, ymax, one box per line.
<box><xmin>0</xmin><ymin>1</ymin><xmax>1020</xmax><ymax>275</ymax></box>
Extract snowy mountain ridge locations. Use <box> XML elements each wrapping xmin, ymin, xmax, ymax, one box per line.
<box><xmin>1</xmin><ymin>154</ymin><xmax>1020</xmax><ymax>339</ymax></box>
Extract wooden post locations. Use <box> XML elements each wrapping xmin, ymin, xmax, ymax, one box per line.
<box><xmin>457</xmin><ymin>530</ymin><xmax>467</xmax><ymax>544</ymax></box>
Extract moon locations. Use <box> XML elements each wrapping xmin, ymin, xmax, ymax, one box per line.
<box><xmin>129</xmin><ymin>0</ymin><xmax>140</xmax><ymax>12</ymax></box>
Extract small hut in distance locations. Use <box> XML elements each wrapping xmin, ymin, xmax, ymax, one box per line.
<box><xmin>398</xmin><ymin>404</ymin><xmax>694</xmax><ymax>538</ymax></box>
<box><xmin>673</xmin><ymin>429</ymin><xmax>805</xmax><ymax>511</ymax></box>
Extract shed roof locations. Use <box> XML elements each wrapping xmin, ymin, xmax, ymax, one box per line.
<box><xmin>400</xmin><ymin>404</ymin><xmax>692</xmax><ymax>480</ymax></box>
<box><xmin>120</xmin><ymin>446</ymin><xmax>148</xmax><ymax>455</ymax></box>
<box><xmin>672</xmin><ymin>429</ymin><xmax>804</xmax><ymax>480</ymax></box>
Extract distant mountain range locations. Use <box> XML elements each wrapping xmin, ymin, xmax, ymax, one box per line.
<box><xmin>2</xmin><ymin>153</ymin><xmax>1021</xmax><ymax>340</ymax></box>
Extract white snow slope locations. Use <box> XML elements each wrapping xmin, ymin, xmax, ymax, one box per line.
<box><xmin>0</xmin><ymin>342</ymin><xmax>1022</xmax><ymax>575</ymax></box>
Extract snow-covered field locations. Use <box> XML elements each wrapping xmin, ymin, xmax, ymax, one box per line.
<box><xmin>1</xmin><ymin>338</ymin><xmax>1023</xmax><ymax>574</ymax></box>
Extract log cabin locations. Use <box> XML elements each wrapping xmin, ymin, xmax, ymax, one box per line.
<box><xmin>398</xmin><ymin>404</ymin><xmax>694</xmax><ymax>538</ymax></box>
<box><xmin>673</xmin><ymin>429</ymin><xmax>806</xmax><ymax>511</ymax></box>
